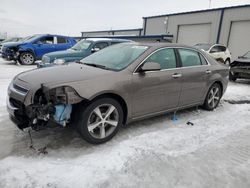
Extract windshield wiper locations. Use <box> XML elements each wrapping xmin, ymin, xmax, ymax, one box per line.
<box><xmin>83</xmin><ymin>63</ymin><xmax>109</xmax><ymax>70</ymax></box>
<box><xmin>74</xmin><ymin>60</ymin><xmax>83</xmax><ymax>64</ymax></box>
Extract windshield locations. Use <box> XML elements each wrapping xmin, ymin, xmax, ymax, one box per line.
<box><xmin>19</xmin><ymin>35</ymin><xmax>42</xmax><ymax>42</ymax></box>
<box><xmin>71</xmin><ymin>40</ymin><xmax>92</xmax><ymax>51</ymax></box>
<box><xmin>2</xmin><ymin>38</ymin><xmax>19</xmax><ymax>43</ymax></box>
<box><xmin>194</xmin><ymin>44</ymin><xmax>212</xmax><ymax>51</ymax></box>
<box><xmin>81</xmin><ymin>43</ymin><xmax>148</xmax><ymax>71</ymax></box>
<box><xmin>243</xmin><ymin>51</ymin><xmax>250</xmax><ymax>59</ymax></box>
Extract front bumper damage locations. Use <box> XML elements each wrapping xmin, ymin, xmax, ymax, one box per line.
<box><xmin>7</xmin><ymin>79</ymin><xmax>83</xmax><ymax>130</ymax></box>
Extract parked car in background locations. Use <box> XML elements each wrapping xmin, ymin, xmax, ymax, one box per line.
<box><xmin>7</xmin><ymin>43</ymin><xmax>228</xmax><ymax>144</ymax></box>
<box><xmin>229</xmin><ymin>51</ymin><xmax>250</xmax><ymax>81</ymax></box>
<box><xmin>194</xmin><ymin>43</ymin><xmax>231</xmax><ymax>65</ymax></box>
<box><xmin>0</xmin><ymin>37</ymin><xmax>22</xmax><ymax>55</ymax></box>
<box><xmin>38</xmin><ymin>38</ymin><xmax>132</xmax><ymax>68</ymax></box>
<box><xmin>1</xmin><ymin>34</ymin><xmax>76</xmax><ymax>65</ymax></box>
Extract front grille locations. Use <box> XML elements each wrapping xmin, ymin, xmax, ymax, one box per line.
<box><xmin>13</xmin><ymin>84</ymin><xmax>29</xmax><ymax>94</ymax></box>
<box><xmin>9</xmin><ymin>98</ymin><xmax>23</xmax><ymax>109</ymax></box>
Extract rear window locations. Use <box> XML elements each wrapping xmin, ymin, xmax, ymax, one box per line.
<box><xmin>178</xmin><ymin>49</ymin><xmax>202</xmax><ymax>67</ymax></box>
<box><xmin>57</xmin><ymin>37</ymin><xmax>67</xmax><ymax>44</ymax></box>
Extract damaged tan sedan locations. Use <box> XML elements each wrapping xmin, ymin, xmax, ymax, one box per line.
<box><xmin>7</xmin><ymin>43</ymin><xmax>229</xmax><ymax>144</ymax></box>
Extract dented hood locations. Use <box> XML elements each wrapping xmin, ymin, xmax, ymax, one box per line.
<box><xmin>16</xmin><ymin>62</ymin><xmax>111</xmax><ymax>86</ymax></box>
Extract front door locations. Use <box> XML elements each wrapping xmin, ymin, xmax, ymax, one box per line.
<box><xmin>33</xmin><ymin>36</ymin><xmax>56</xmax><ymax>58</ymax></box>
<box><xmin>131</xmin><ymin>48</ymin><xmax>182</xmax><ymax>118</ymax></box>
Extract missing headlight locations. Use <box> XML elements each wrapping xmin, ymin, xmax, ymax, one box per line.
<box><xmin>47</xmin><ymin>86</ymin><xmax>83</xmax><ymax>104</ymax></box>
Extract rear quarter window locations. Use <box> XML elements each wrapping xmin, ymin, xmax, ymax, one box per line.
<box><xmin>57</xmin><ymin>37</ymin><xmax>67</xmax><ymax>44</ymax></box>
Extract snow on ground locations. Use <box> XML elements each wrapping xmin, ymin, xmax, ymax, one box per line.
<box><xmin>0</xmin><ymin>58</ymin><xmax>250</xmax><ymax>188</ymax></box>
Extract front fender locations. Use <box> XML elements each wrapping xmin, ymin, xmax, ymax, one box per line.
<box><xmin>18</xmin><ymin>44</ymin><xmax>35</xmax><ymax>56</ymax></box>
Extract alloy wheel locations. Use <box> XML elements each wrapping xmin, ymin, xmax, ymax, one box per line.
<box><xmin>208</xmin><ymin>86</ymin><xmax>220</xmax><ymax>109</ymax></box>
<box><xmin>87</xmin><ymin>104</ymin><xmax>119</xmax><ymax>139</ymax></box>
<box><xmin>21</xmin><ymin>53</ymin><xmax>34</xmax><ymax>65</ymax></box>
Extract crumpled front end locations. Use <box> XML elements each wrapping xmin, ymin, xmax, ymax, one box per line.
<box><xmin>7</xmin><ymin>79</ymin><xmax>83</xmax><ymax>130</ymax></box>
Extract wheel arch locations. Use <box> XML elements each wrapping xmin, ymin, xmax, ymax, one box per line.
<box><xmin>90</xmin><ymin>93</ymin><xmax>128</xmax><ymax>125</ymax></box>
<box><xmin>18</xmin><ymin>48</ymin><xmax>36</xmax><ymax>59</ymax></box>
<box><xmin>213</xmin><ymin>80</ymin><xmax>223</xmax><ymax>92</ymax></box>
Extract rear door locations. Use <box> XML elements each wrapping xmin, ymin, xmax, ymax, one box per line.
<box><xmin>177</xmin><ymin>48</ymin><xmax>211</xmax><ymax>106</ymax></box>
<box><xmin>54</xmin><ymin>36</ymin><xmax>72</xmax><ymax>51</ymax></box>
<box><xmin>33</xmin><ymin>36</ymin><xmax>56</xmax><ymax>58</ymax></box>
<box><xmin>132</xmin><ymin>48</ymin><xmax>182</xmax><ymax>118</ymax></box>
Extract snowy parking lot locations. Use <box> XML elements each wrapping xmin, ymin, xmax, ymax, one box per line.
<box><xmin>0</xmin><ymin>59</ymin><xmax>250</xmax><ymax>188</ymax></box>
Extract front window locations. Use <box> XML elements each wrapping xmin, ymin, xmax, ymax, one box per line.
<box><xmin>37</xmin><ymin>37</ymin><xmax>54</xmax><ymax>44</ymax></box>
<box><xmin>93</xmin><ymin>42</ymin><xmax>109</xmax><ymax>50</ymax></box>
<box><xmin>81</xmin><ymin>43</ymin><xmax>148</xmax><ymax>71</ymax></box>
<box><xmin>144</xmin><ymin>48</ymin><xmax>176</xmax><ymax>69</ymax></box>
<box><xmin>71</xmin><ymin>40</ymin><xmax>92</xmax><ymax>51</ymax></box>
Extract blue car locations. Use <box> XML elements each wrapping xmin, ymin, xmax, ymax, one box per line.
<box><xmin>38</xmin><ymin>38</ymin><xmax>132</xmax><ymax>68</ymax></box>
<box><xmin>1</xmin><ymin>34</ymin><xmax>76</xmax><ymax>65</ymax></box>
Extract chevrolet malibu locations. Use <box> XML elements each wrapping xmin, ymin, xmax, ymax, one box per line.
<box><xmin>7</xmin><ymin>43</ymin><xmax>229</xmax><ymax>144</ymax></box>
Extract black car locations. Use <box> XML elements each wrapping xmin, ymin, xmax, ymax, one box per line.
<box><xmin>229</xmin><ymin>51</ymin><xmax>250</xmax><ymax>81</ymax></box>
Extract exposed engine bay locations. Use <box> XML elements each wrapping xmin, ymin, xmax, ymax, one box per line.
<box><xmin>23</xmin><ymin>86</ymin><xmax>82</xmax><ymax>130</ymax></box>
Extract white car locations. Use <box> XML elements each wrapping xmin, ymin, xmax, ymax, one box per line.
<box><xmin>194</xmin><ymin>43</ymin><xmax>231</xmax><ymax>65</ymax></box>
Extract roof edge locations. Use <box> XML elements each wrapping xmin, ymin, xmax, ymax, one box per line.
<box><xmin>143</xmin><ymin>4</ymin><xmax>250</xmax><ymax>19</ymax></box>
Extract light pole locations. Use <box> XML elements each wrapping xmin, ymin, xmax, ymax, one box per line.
<box><xmin>209</xmin><ymin>0</ymin><xmax>212</xmax><ymax>8</ymax></box>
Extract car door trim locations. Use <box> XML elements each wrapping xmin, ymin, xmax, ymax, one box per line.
<box><xmin>133</xmin><ymin>47</ymin><xmax>211</xmax><ymax>74</ymax></box>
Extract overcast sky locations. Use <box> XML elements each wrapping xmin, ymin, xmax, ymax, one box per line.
<box><xmin>0</xmin><ymin>0</ymin><xmax>250</xmax><ymax>37</ymax></box>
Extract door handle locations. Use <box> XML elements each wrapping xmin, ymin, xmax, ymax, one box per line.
<box><xmin>172</xmin><ymin>73</ymin><xmax>182</xmax><ymax>78</ymax></box>
<box><xmin>205</xmin><ymin>70</ymin><xmax>212</xmax><ymax>74</ymax></box>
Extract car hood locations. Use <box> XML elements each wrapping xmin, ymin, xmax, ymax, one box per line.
<box><xmin>16</xmin><ymin>62</ymin><xmax>111</xmax><ymax>87</ymax></box>
<box><xmin>46</xmin><ymin>49</ymin><xmax>87</xmax><ymax>58</ymax></box>
<box><xmin>3</xmin><ymin>41</ymin><xmax>25</xmax><ymax>48</ymax></box>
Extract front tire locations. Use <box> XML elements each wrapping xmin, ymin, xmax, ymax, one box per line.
<box><xmin>19</xmin><ymin>52</ymin><xmax>35</xmax><ymax>65</ymax></box>
<box><xmin>75</xmin><ymin>98</ymin><xmax>123</xmax><ymax>144</ymax></box>
<box><xmin>203</xmin><ymin>83</ymin><xmax>222</xmax><ymax>111</ymax></box>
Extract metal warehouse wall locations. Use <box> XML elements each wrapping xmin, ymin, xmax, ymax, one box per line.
<box><xmin>144</xmin><ymin>10</ymin><xmax>221</xmax><ymax>44</ymax></box>
<box><xmin>144</xmin><ymin>5</ymin><xmax>250</xmax><ymax>59</ymax></box>
<box><xmin>219</xmin><ymin>7</ymin><xmax>250</xmax><ymax>59</ymax></box>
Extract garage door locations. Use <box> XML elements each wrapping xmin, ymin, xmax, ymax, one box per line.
<box><xmin>177</xmin><ymin>24</ymin><xmax>211</xmax><ymax>45</ymax></box>
<box><xmin>228</xmin><ymin>21</ymin><xmax>250</xmax><ymax>60</ymax></box>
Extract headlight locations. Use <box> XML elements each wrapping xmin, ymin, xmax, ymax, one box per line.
<box><xmin>42</xmin><ymin>56</ymin><xmax>50</xmax><ymax>63</ymax></box>
<box><xmin>54</xmin><ymin>59</ymin><xmax>65</xmax><ymax>65</ymax></box>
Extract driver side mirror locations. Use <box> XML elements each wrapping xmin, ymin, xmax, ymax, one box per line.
<box><xmin>138</xmin><ymin>62</ymin><xmax>161</xmax><ymax>73</ymax></box>
<box><xmin>91</xmin><ymin>47</ymin><xmax>100</xmax><ymax>53</ymax></box>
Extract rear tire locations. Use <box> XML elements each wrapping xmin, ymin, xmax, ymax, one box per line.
<box><xmin>75</xmin><ymin>98</ymin><xmax>123</xmax><ymax>144</ymax></box>
<box><xmin>203</xmin><ymin>83</ymin><xmax>222</xmax><ymax>111</ymax></box>
<box><xmin>19</xmin><ymin>52</ymin><xmax>35</xmax><ymax>65</ymax></box>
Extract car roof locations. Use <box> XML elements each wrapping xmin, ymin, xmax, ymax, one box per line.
<box><xmin>130</xmin><ymin>42</ymin><xmax>200</xmax><ymax>49</ymax></box>
<box><xmin>31</xmin><ymin>34</ymin><xmax>72</xmax><ymax>38</ymax></box>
